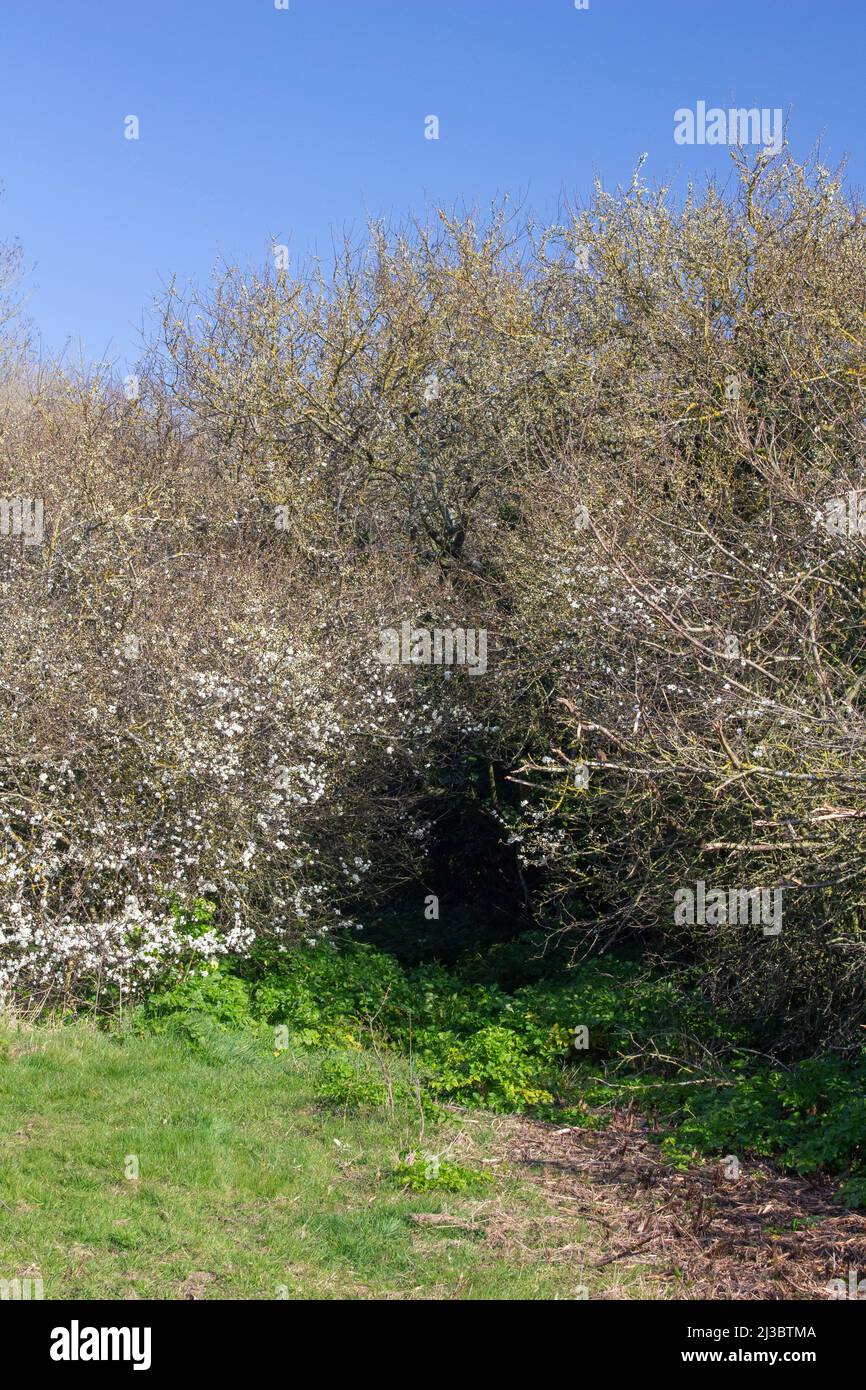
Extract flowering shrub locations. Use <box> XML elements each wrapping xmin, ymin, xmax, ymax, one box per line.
<box><xmin>2</xmin><ymin>149</ymin><xmax>866</xmax><ymax>1053</ymax></box>
<box><xmin>494</xmin><ymin>153</ymin><xmax>866</xmax><ymax>1046</ymax></box>
<box><xmin>0</xmin><ymin>371</ymin><xmax>484</xmax><ymax>1005</ymax></box>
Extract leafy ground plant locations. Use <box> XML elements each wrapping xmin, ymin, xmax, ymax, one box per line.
<box><xmin>135</xmin><ymin>936</ymin><xmax>866</xmax><ymax>1208</ymax></box>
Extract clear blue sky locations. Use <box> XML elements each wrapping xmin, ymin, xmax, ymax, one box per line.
<box><xmin>0</xmin><ymin>0</ymin><xmax>863</xmax><ymax>372</ymax></box>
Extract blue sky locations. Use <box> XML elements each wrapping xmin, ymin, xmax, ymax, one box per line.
<box><xmin>0</xmin><ymin>0</ymin><xmax>863</xmax><ymax>371</ymax></box>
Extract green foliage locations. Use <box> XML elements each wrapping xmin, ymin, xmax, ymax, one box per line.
<box><xmin>314</xmin><ymin>1056</ymin><xmax>436</xmax><ymax>1120</ymax></box>
<box><xmin>427</xmin><ymin>1026</ymin><xmax>554</xmax><ymax>1111</ymax></box>
<box><xmin>249</xmin><ymin>941</ymin><xmax>415</xmax><ymax>1048</ymax></box>
<box><xmin>169</xmin><ymin>895</ymin><xmax>218</xmax><ymax>939</ymax></box>
<box><xmin>135</xmin><ymin>934</ymin><xmax>866</xmax><ymax>1206</ymax></box>
<box><xmin>653</xmin><ymin>1054</ymin><xmax>866</xmax><ymax>1203</ymax></box>
<box><xmin>138</xmin><ymin>965</ymin><xmax>254</xmax><ymax>1041</ymax></box>
<box><xmin>390</xmin><ymin>1155</ymin><xmax>493</xmax><ymax>1195</ymax></box>
<box><xmin>454</xmin><ymin>931</ymin><xmax>571</xmax><ymax>990</ymax></box>
<box><xmin>315</xmin><ymin>1057</ymin><xmax>394</xmax><ymax>1112</ymax></box>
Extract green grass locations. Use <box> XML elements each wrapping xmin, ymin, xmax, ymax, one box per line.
<box><xmin>0</xmin><ymin>1015</ymin><xmax>656</xmax><ymax>1300</ymax></box>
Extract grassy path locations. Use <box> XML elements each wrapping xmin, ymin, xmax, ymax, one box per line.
<box><xmin>0</xmin><ymin>1018</ymin><xmax>659</xmax><ymax>1301</ymax></box>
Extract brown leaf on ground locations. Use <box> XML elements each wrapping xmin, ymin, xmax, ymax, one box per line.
<box><xmin>496</xmin><ymin>1111</ymin><xmax>866</xmax><ymax>1299</ymax></box>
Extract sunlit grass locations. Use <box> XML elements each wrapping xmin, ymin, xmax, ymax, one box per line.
<box><xmin>0</xmin><ymin>1016</ymin><xmax>657</xmax><ymax>1300</ymax></box>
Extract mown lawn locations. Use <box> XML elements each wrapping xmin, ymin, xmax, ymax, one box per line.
<box><xmin>0</xmin><ymin>1017</ymin><xmax>657</xmax><ymax>1300</ymax></box>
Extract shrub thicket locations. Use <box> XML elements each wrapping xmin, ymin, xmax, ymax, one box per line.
<box><xmin>1</xmin><ymin>149</ymin><xmax>865</xmax><ymax>1054</ymax></box>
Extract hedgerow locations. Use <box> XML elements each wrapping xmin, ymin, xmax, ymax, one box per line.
<box><xmin>1</xmin><ymin>147</ymin><xmax>865</xmax><ymax>1060</ymax></box>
